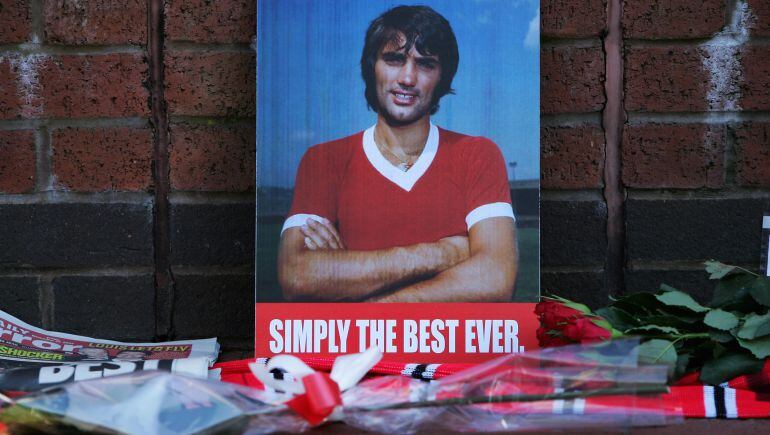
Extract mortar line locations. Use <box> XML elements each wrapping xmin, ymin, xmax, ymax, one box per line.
<box><xmin>0</xmin><ymin>44</ymin><xmax>145</xmax><ymax>55</ymax></box>
<box><xmin>627</xmin><ymin>188</ymin><xmax>770</xmax><ymax>200</ymax></box>
<box><xmin>0</xmin><ymin>117</ymin><xmax>151</xmax><ymax>130</ymax></box>
<box><xmin>168</xmin><ymin>191</ymin><xmax>255</xmax><ymax>204</ymax></box>
<box><xmin>34</xmin><ymin>126</ymin><xmax>51</xmax><ymax>191</ymax></box>
<box><xmin>0</xmin><ymin>191</ymin><xmax>153</xmax><ymax>204</ymax></box>
<box><xmin>38</xmin><ymin>275</ymin><xmax>54</xmax><ymax>329</ymax></box>
<box><xmin>627</xmin><ymin>111</ymin><xmax>770</xmax><ymax>124</ymax></box>
<box><xmin>165</xmin><ymin>41</ymin><xmax>254</xmax><ymax>52</ymax></box>
<box><xmin>28</xmin><ymin>0</ymin><xmax>44</xmax><ymax>44</ymax></box>
<box><xmin>168</xmin><ymin>115</ymin><xmax>255</xmax><ymax>126</ymax></box>
<box><xmin>149</xmin><ymin>0</ymin><xmax>175</xmax><ymax>341</ymax></box>
<box><xmin>625</xmin><ymin>37</ymin><xmax>770</xmax><ymax>47</ymax></box>
<box><xmin>171</xmin><ymin>265</ymin><xmax>255</xmax><ymax>275</ymax></box>
<box><xmin>541</xmin><ymin>189</ymin><xmax>605</xmax><ymax>202</ymax></box>
<box><xmin>541</xmin><ymin>38</ymin><xmax>603</xmax><ymax>49</ymax></box>
<box><xmin>541</xmin><ymin>113</ymin><xmax>603</xmax><ymax>127</ymax></box>
<box><xmin>601</xmin><ymin>0</ymin><xmax>626</xmax><ymax>297</ymax></box>
<box><xmin>724</xmin><ymin>124</ymin><xmax>738</xmax><ymax>186</ymax></box>
<box><xmin>541</xmin><ymin>265</ymin><xmax>606</xmax><ymax>274</ymax></box>
<box><xmin>626</xmin><ymin>260</ymin><xmax>760</xmax><ymax>271</ymax></box>
<box><xmin>726</xmin><ymin>0</ymin><xmax>740</xmax><ymax>27</ymax></box>
<box><xmin>0</xmin><ymin>267</ymin><xmax>155</xmax><ymax>277</ymax></box>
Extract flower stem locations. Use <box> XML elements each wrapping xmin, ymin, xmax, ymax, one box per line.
<box><xmin>734</xmin><ymin>266</ymin><xmax>760</xmax><ymax>277</ymax></box>
<box><xmin>644</xmin><ymin>333</ymin><xmax>709</xmax><ymax>341</ymax></box>
<box><xmin>352</xmin><ymin>385</ymin><xmax>669</xmax><ymax>412</ymax></box>
<box><xmin>648</xmin><ymin>333</ymin><xmax>708</xmax><ymax>364</ymax></box>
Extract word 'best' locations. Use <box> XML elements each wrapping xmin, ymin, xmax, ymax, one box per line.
<box><xmin>268</xmin><ymin>319</ymin><xmax>523</xmax><ymax>354</ymax></box>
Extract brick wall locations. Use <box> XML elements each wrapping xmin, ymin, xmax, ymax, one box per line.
<box><xmin>542</xmin><ymin>0</ymin><xmax>770</xmax><ymax>307</ymax></box>
<box><xmin>0</xmin><ymin>0</ymin><xmax>255</xmax><ymax>352</ymax></box>
<box><xmin>2</xmin><ymin>1</ymin><xmax>769</xmax><ymax>352</ymax></box>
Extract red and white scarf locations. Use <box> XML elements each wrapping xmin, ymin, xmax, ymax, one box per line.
<box><xmin>214</xmin><ymin>357</ymin><xmax>770</xmax><ymax>418</ymax></box>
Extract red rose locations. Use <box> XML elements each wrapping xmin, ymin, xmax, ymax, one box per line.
<box><xmin>536</xmin><ymin>299</ymin><xmax>592</xmax><ymax>348</ymax></box>
<box><xmin>535</xmin><ymin>300</ymin><xmax>584</xmax><ymax>325</ymax></box>
<box><xmin>561</xmin><ymin>318</ymin><xmax>611</xmax><ymax>344</ymax></box>
<box><xmin>535</xmin><ymin>298</ymin><xmax>613</xmax><ymax>348</ymax></box>
<box><xmin>536</xmin><ymin>326</ymin><xmax>570</xmax><ymax>347</ymax></box>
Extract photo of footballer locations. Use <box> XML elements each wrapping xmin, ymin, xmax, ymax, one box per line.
<box><xmin>257</xmin><ymin>1</ymin><xmax>539</xmax><ymax>303</ymax></box>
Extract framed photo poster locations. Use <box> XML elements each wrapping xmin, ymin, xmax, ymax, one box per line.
<box><xmin>256</xmin><ymin>0</ymin><xmax>540</xmax><ymax>363</ymax></box>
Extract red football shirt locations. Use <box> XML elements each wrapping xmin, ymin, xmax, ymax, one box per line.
<box><xmin>283</xmin><ymin>124</ymin><xmax>514</xmax><ymax>250</ymax></box>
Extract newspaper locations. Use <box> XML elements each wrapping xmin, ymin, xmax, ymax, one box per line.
<box><xmin>0</xmin><ymin>357</ymin><xmax>216</xmax><ymax>393</ymax></box>
<box><xmin>0</xmin><ymin>308</ymin><xmax>219</xmax><ymax>370</ymax></box>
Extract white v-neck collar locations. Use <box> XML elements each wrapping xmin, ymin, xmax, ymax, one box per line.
<box><xmin>362</xmin><ymin>123</ymin><xmax>439</xmax><ymax>192</ymax></box>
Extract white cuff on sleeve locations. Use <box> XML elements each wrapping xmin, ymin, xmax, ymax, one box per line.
<box><xmin>465</xmin><ymin>202</ymin><xmax>515</xmax><ymax>230</ymax></box>
<box><xmin>281</xmin><ymin>214</ymin><xmax>328</xmax><ymax>235</ymax></box>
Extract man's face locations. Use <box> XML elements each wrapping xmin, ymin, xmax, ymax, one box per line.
<box><xmin>78</xmin><ymin>347</ymin><xmax>108</xmax><ymax>359</ymax></box>
<box><xmin>374</xmin><ymin>35</ymin><xmax>441</xmax><ymax>126</ymax></box>
<box><xmin>114</xmin><ymin>351</ymin><xmax>147</xmax><ymax>361</ymax></box>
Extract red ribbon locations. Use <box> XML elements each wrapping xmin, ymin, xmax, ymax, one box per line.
<box><xmin>285</xmin><ymin>372</ymin><xmax>342</xmax><ymax>426</ymax></box>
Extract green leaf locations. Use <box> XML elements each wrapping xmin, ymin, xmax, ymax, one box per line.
<box><xmin>659</xmin><ymin>283</ymin><xmax>682</xmax><ymax>293</ymax></box>
<box><xmin>749</xmin><ymin>277</ymin><xmax>770</xmax><ymax>307</ymax></box>
<box><xmin>545</xmin><ymin>295</ymin><xmax>593</xmax><ymax>314</ymax></box>
<box><xmin>679</xmin><ymin>340</ymin><xmax>714</xmax><ymax>372</ymax></box>
<box><xmin>584</xmin><ymin>317</ymin><xmax>625</xmax><ymax>339</ymax></box>
<box><xmin>625</xmin><ymin>325</ymin><xmax>681</xmax><ymax>335</ymax></box>
<box><xmin>704</xmin><ymin>260</ymin><xmax>738</xmax><ymax>280</ymax></box>
<box><xmin>737</xmin><ymin>335</ymin><xmax>770</xmax><ymax>359</ymax></box>
<box><xmin>588</xmin><ymin>317</ymin><xmax>609</xmax><ymax>328</ymax></box>
<box><xmin>709</xmin><ymin>329</ymin><xmax>735</xmax><ymax>343</ymax></box>
<box><xmin>711</xmin><ymin>274</ymin><xmax>756</xmax><ymax>309</ymax></box>
<box><xmin>637</xmin><ymin>339</ymin><xmax>678</xmax><ymax>370</ymax></box>
<box><xmin>611</xmin><ymin>292</ymin><xmax>663</xmax><ymax>317</ymax></box>
<box><xmin>712</xmin><ymin>343</ymin><xmax>728</xmax><ymax>359</ymax></box>
<box><xmin>655</xmin><ymin>308</ymin><xmax>703</xmax><ymax>322</ymax></box>
<box><xmin>704</xmin><ymin>309</ymin><xmax>740</xmax><ymax>331</ymax></box>
<box><xmin>674</xmin><ymin>352</ymin><xmax>691</xmax><ymax>379</ymax></box>
<box><xmin>737</xmin><ymin>313</ymin><xmax>770</xmax><ymax>339</ymax></box>
<box><xmin>595</xmin><ymin>307</ymin><xmax>640</xmax><ymax>330</ymax></box>
<box><xmin>610</xmin><ymin>328</ymin><xmax>624</xmax><ymax>339</ymax></box>
<box><xmin>700</xmin><ymin>352</ymin><xmax>765</xmax><ymax>385</ymax></box>
<box><xmin>644</xmin><ymin>315</ymin><xmax>701</xmax><ymax>329</ymax></box>
<box><xmin>655</xmin><ymin>291</ymin><xmax>709</xmax><ymax>313</ymax></box>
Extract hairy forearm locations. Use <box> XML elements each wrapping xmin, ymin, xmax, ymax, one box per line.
<box><xmin>369</xmin><ymin>218</ymin><xmax>519</xmax><ymax>302</ymax></box>
<box><xmin>369</xmin><ymin>252</ymin><xmax>517</xmax><ymax>302</ymax></box>
<box><xmin>278</xmin><ymin>238</ymin><xmax>466</xmax><ymax>301</ymax></box>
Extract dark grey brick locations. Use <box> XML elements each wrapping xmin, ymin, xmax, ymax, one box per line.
<box><xmin>219</xmin><ymin>347</ymin><xmax>254</xmax><ymax>361</ymax></box>
<box><xmin>0</xmin><ymin>203</ymin><xmax>153</xmax><ymax>268</ymax></box>
<box><xmin>173</xmin><ymin>274</ymin><xmax>253</xmax><ymax>340</ymax></box>
<box><xmin>541</xmin><ymin>270</ymin><xmax>608</xmax><ymax>309</ymax></box>
<box><xmin>170</xmin><ymin>203</ymin><xmax>255</xmax><ymax>266</ymax></box>
<box><xmin>627</xmin><ymin>198</ymin><xmax>770</xmax><ymax>263</ymax></box>
<box><xmin>541</xmin><ymin>199</ymin><xmax>607</xmax><ymax>267</ymax></box>
<box><xmin>625</xmin><ymin>269</ymin><xmax>717</xmax><ymax>304</ymax></box>
<box><xmin>52</xmin><ymin>275</ymin><xmax>155</xmax><ymax>341</ymax></box>
<box><xmin>0</xmin><ymin>277</ymin><xmax>42</xmax><ymax>326</ymax></box>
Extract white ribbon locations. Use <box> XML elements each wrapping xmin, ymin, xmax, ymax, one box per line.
<box><xmin>249</xmin><ymin>347</ymin><xmax>383</xmax><ymax>396</ymax></box>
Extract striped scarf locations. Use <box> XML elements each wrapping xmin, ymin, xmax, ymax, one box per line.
<box><xmin>214</xmin><ymin>357</ymin><xmax>770</xmax><ymax>418</ymax></box>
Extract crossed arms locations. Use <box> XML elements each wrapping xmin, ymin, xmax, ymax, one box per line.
<box><xmin>277</xmin><ymin>216</ymin><xmax>517</xmax><ymax>302</ymax></box>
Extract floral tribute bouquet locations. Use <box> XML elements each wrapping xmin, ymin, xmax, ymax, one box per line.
<box><xmin>0</xmin><ymin>341</ymin><xmax>679</xmax><ymax>434</ymax></box>
<box><xmin>536</xmin><ymin>261</ymin><xmax>770</xmax><ymax>386</ymax></box>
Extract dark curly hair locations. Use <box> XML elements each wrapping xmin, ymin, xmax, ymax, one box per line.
<box><xmin>361</xmin><ymin>5</ymin><xmax>459</xmax><ymax>115</ymax></box>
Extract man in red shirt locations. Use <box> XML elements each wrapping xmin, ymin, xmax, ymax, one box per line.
<box><xmin>278</xmin><ymin>5</ymin><xmax>517</xmax><ymax>302</ymax></box>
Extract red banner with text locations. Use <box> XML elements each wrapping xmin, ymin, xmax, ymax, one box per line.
<box><xmin>255</xmin><ymin>303</ymin><xmax>538</xmax><ymax>363</ymax></box>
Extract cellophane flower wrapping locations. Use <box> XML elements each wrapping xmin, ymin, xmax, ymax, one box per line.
<box><xmin>342</xmin><ymin>339</ymin><xmax>682</xmax><ymax>433</ymax></box>
<box><xmin>8</xmin><ymin>340</ymin><xmax>681</xmax><ymax>434</ymax></box>
<box><xmin>10</xmin><ymin>371</ymin><xmax>310</xmax><ymax>434</ymax></box>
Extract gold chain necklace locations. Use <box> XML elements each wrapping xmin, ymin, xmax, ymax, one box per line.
<box><xmin>374</xmin><ymin>133</ymin><xmax>419</xmax><ymax>172</ymax></box>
